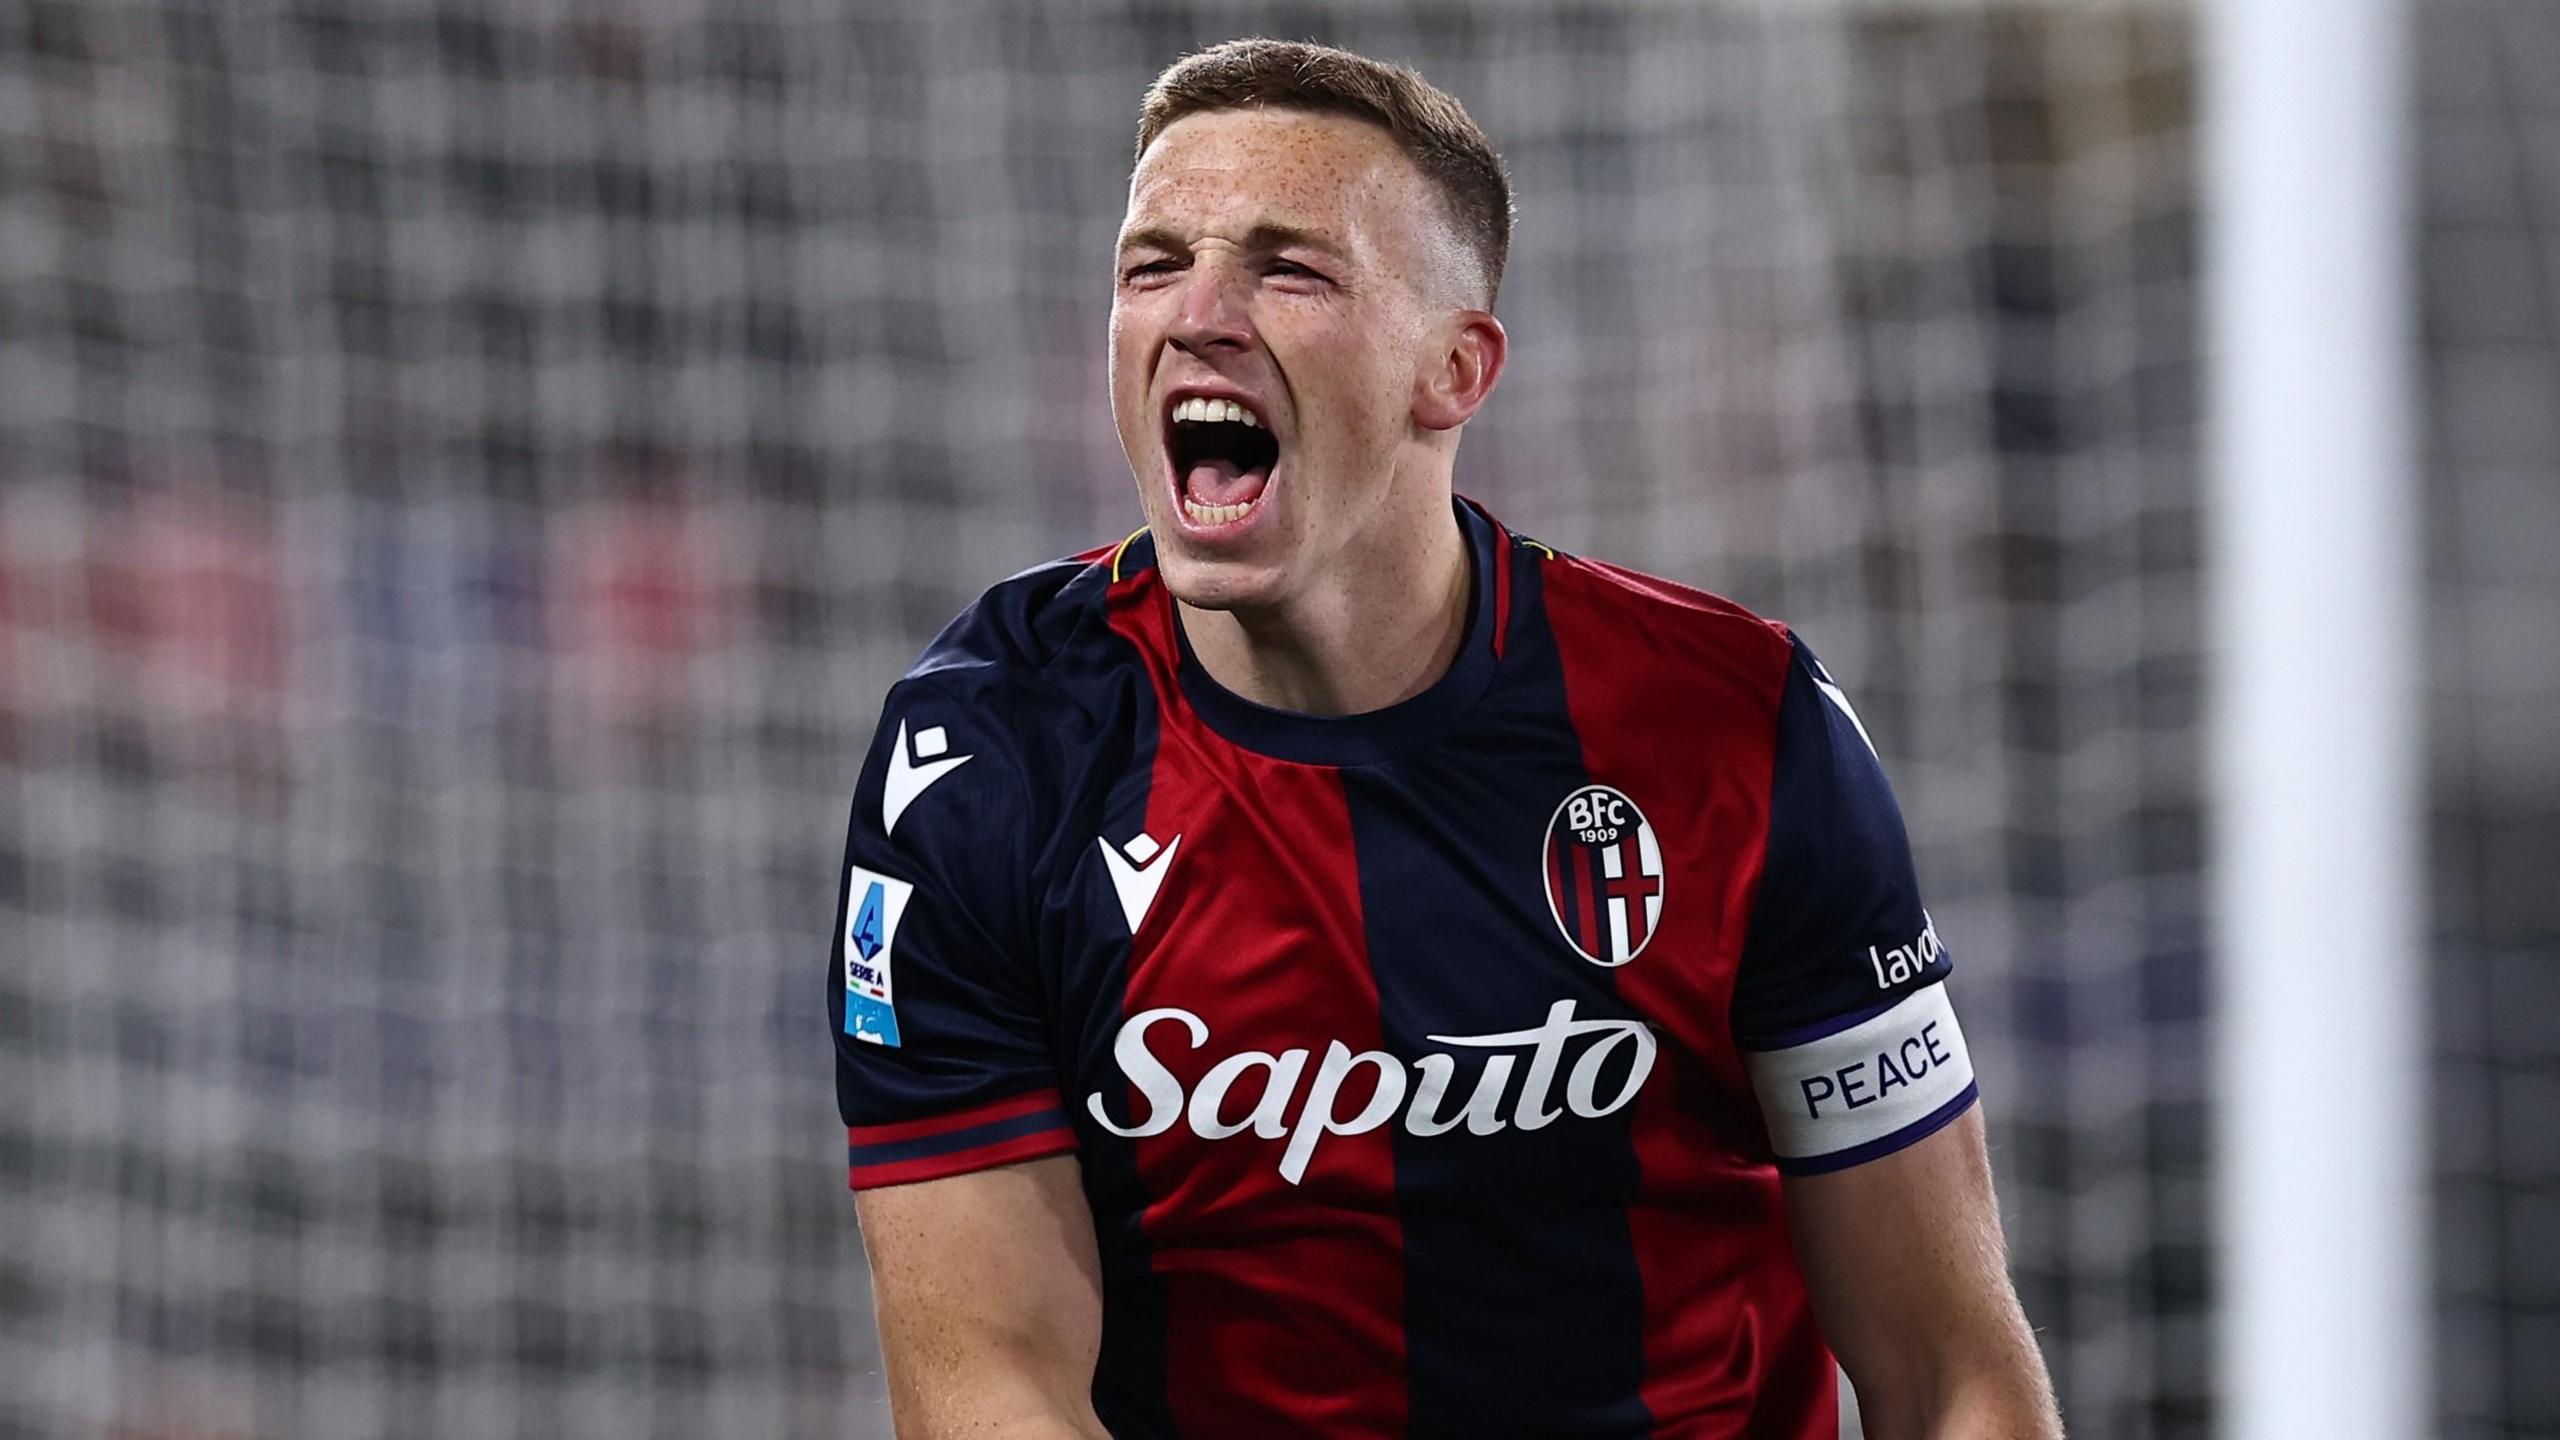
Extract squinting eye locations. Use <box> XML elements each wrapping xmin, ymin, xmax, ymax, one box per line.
<box><xmin>1121</xmin><ymin>259</ymin><xmax>1180</xmax><ymax>282</ymax></box>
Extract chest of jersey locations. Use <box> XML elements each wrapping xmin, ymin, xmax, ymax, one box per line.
<box><xmin>836</xmin><ymin>526</ymin><xmax>1858</xmax><ymax>1436</ymax></box>
<box><xmin>1053</xmin><ymin>715</ymin><xmax>1763</xmax><ymax>1225</ymax></box>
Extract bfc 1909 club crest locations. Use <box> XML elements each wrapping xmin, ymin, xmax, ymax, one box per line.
<box><xmin>1543</xmin><ymin>784</ymin><xmax>1664</xmax><ymax>967</ymax></box>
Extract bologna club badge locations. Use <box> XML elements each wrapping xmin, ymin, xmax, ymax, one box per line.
<box><xmin>1544</xmin><ymin>784</ymin><xmax>1665</xmax><ymax>967</ymax></box>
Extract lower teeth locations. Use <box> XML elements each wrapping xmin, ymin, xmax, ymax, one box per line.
<box><xmin>1184</xmin><ymin>496</ymin><xmax>1253</xmax><ymax>524</ymax></box>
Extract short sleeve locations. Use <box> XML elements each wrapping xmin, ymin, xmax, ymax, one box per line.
<box><xmin>1730</xmin><ymin>636</ymin><xmax>1978</xmax><ymax>1175</ymax></box>
<box><xmin>828</xmin><ymin>681</ymin><xmax>1076</xmax><ymax>1190</ymax></box>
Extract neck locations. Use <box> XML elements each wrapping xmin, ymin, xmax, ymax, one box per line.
<box><xmin>1178</xmin><ymin>500</ymin><xmax>1472</xmax><ymax>718</ymax></box>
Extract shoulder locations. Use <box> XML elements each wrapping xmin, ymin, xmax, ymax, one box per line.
<box><xmin>883</xmin><ymin>534</ymin><xmax>1159</xmax><ymax>746</ymax></box>
<box><xmin>1528</xmin><ymin>543</ymin><xmax>1798</xmax><ymax>714</ymax></box>
<box><xmin>862</xmin><ymin>535</ymin><xmax>1156</xmax><ymax>875</ymax></box>
<box><xmin>1541</xmin><ymin>548</ymin><xmax>1794</xmax><ymax>660</ymax></box>
<box><xmin>899</xmin><ymin>538</ymin><xmax>1133</xmax><ymax>701</ymax></box>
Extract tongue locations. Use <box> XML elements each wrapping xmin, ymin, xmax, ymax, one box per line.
<box><xmin>1183</xmin><ymin>459</ymin><xmax>1270</xmax><ymax>508</ymax></box>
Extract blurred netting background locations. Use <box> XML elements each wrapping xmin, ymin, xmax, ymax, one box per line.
<box><xmin>1</xmin><ymin>1</ymin><xmax>2553</xmax><ymax>1436</ymax></box>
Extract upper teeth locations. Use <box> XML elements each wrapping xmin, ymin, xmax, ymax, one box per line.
<box><xmin>1171</xmin><ymin>397</ymin><xmax>1261</xmax><ymax>428</ymax></box>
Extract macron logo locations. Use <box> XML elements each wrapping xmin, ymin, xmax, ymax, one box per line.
<box><xmin>882</xmin><ymin>720</ymin><xmax>972</xmax><ymax>838</ymax></box>
<box><xmin>1097</xmin><ymin>831</ymin><xmax>1180</xmax><ymax>934</ymax></box>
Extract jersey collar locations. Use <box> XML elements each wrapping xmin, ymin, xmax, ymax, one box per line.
<box><xmin>1171</xmin><ymin>498</ymin><xmax>1504</xmax><ymax>767</ymax></box>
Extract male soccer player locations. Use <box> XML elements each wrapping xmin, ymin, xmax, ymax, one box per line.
<box><xmin>829</xmin><ymin>38</ymin><xmax>2062</xmax><ymax>1440</ymax></box>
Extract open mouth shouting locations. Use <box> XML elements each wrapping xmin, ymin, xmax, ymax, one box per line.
<box><xmin>1165</xmin><ymin>391</ymin><xmax>1280</xmax><ymax>533</ymax></box>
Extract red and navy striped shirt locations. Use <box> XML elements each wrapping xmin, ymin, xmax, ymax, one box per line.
<box><xmin>829</xmin><ymin>498</ymin><xmax>1975</xmax><ymax>1438</ymax></box>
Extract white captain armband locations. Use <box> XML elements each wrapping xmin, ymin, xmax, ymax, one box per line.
<box><xmin>1743</xmin><ymin>982</ymin><xmax>1978</xmax><ymax>1175</ymax></box>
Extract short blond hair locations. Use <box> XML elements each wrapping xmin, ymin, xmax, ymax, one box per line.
<box><xmin>1136</xmin><ymin>38</ymin><xmax>1514</xmax><ymax>304</ymax></box>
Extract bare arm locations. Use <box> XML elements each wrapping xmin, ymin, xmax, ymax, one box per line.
<box><xmin>1786</xmin><ymin>1108</ymin><xmax>2061</xmax><ymax>1439</ymax></box>
<box><xmin>855</xmin><ymin>1154</ymin><xmax>1111</xmax><ymax>1439</ymax></box>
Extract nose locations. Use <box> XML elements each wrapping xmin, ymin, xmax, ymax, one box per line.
<box><xmin>1167</xmin><ymin>256</ymin><xmax>1253</xmax><ymax>357</ymax></box>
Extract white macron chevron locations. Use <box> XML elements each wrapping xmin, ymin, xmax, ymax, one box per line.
<box><xmin>881</xmin><ymin>720</ymin><xmax>973</xmax><ymax>837</ymax></box>
<box><xmin>1097</xmin><ymin>831</ymin><xmax>1180</xmax><ymax>933</ymax></box>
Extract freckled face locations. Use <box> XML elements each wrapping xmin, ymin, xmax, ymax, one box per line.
<box><xmin>1110</xmin><ymin>108</ymin><xmax>1453</xmax><ymax>613</ymax></box>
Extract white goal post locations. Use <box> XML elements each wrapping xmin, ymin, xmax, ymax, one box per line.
<box><xmin>2205</xmin><ymin>0</ymin><xmax>2425</xmax><ymax>1436</ymax></box>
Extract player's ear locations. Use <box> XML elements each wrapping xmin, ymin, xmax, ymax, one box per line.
<box><xmin>1413</xmin><ymin>309</ymin><xmax>1506</xmax><ymax>433</ymax></box>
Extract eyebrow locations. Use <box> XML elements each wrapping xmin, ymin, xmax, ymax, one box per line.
<box><xmin>1115</xmin><ymin>222</ymin><xmax>1350</xmax><ymax>260</ymax></box>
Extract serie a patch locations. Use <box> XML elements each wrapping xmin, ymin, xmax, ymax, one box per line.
<box><xmin>842</xmin><ymin>864</ymin><xmax>916</xmax><ymax>1048</ymax></box>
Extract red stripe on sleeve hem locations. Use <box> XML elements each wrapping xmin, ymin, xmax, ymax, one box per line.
<box><xmin>847</xmin><ymin>1127</ymin><xmax>1079</xmax><ymax>1191</ymax></box>
<box><xmin>845</xmin><ymin>1087</ymin><xmax>1065</xmax><ymax>1147</ymax></box>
